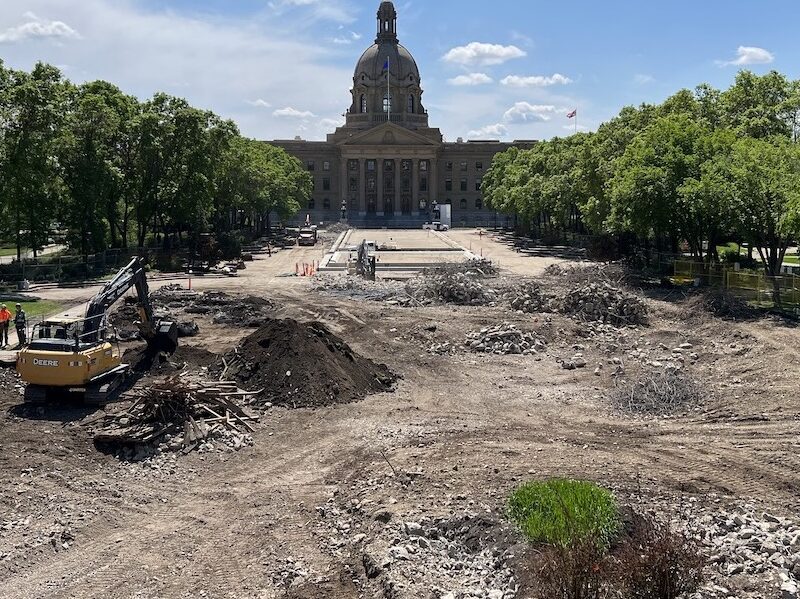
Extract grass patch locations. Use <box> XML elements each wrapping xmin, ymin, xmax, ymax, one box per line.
<box><xmin>508</xmin><ymin>479</ymin><xmax>620</xmax><ymax>549</ymax></box>
<box><xmin>783</xmin><ymin>255</ymin><xmax>799</xmax><ymax>265</ymax></box>
<box><xmin>11</xmin><ymin>300</ymin><xmax>65</xmax><ymax>320</ymax></box>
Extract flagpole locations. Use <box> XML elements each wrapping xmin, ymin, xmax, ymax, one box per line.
<box><xmin>575</xmin><ymin>109</ymin><xmax>578</xmax><ymax>135</ymax></box>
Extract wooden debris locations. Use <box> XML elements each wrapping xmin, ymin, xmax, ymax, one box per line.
<box><xmin>91</xmin><ymin>374</ymin><xmax>259</xmax><ymax>452</ymax></box>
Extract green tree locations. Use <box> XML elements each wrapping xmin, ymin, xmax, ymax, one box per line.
<box><xmin>1</xmin><ymin>62</ymin><xmax>66</xmax><ymax>260</ymax></box>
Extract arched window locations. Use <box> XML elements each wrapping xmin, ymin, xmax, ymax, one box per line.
<box><xmin>360</xmin><ymin>95</ymin><xmax>367</xmax><ymax>113</ymax></box>
<box><xmin>383</xmin><ymin>94</ymin><xmax>392</xmax><ymax>113</ymax></box>
<box><xmin>407</xmin><ymin>95</ymin><xmax>414</xmax><ymax>114</ymax></box>
<box><xmin>460</xmin><ymin>198</ymin><xmax>467</xmax><ymax>210</ymax></box>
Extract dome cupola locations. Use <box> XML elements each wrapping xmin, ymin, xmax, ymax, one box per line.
<box><xmin>345</xmin><ymin>1</ymin><xmax>428</xmax><ymax>130</ymax></box>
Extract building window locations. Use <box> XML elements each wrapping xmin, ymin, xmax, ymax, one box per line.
<box><xmin>475</xmin><ymin>178</ymin><xmax>482</xmax><ymax>192</ymax></box>
<box><xmin>323</xmin><ymin>198</ymin><xmax>331</xmax><ymax>209</ymax></box>
<box><xmin>407</xmin><ymin>95</ymin><xmax>414</xmax><ymax>113</ymax></box>
<box><xmin>367</xmin><ymin>159</ymin><xmax>376</xmax><ymax>171</ymax></box>
<box><xmin>419</xmin><ymin>160</ymin><xmax>428</xmax><ymax>172</ymax></box>
<box><xmin>308</xmin><ymin>198</ymin><xmax>315</xmax><ymax>209</ymax></box>
<box><xmin>349</xmin><ymin>177</ymin><xmax>358</xmax><ymax>192</ymax></box>
<box><xmin>446</xmin><ymin>161</ymin><xmax>453</xmax><ymax>171</ymax></box>
<box><xmin>383</xmin><ymin>94</ymin><xmax>392</xmax><ymax>113</ymax></box>
<box><xmin>475</xmin><ymin>198</ymin><xmax>483</xmax><ymax>210</ymax></box>
<box><xmin>360</xmin><ymin>95</ymin><xmax>367</xmax><ymax>113</ymax></box>
<box><xmin>307</xmin><ymin>160</ymin><xmax>315</xmax><ymax>171</ymax></box>
<box><xmin>420</xmin><ymin>176</ymin><xmax>428</xmax><ymax>192</ymax></box>
<box><xmin>348</xmin><ymin>159</ymin><xmax>358</xmax><ymax>171</ymax></box>
<box><xmin>460</xmin><ymin>198</ymin><xmax>467</xmax><ymax>210</ymax></box>
<box><xmin>322</xmin><ymin>177</ymin><xmax>331</xmax><ymax>191</ymax></box>
<box><xmin>401</xmin><ymin>159</ymin><xmax>411</xmax><ymax>172</ymax></box>
<box><xmin>323</xmin><ymin>161</ymin><xmax>330</xmax><ymax>172</ymax></box>
<box><xmin>476</xmin><ymin>161</ymin><xmax>483</xmax><ymax>171</ymax></box>
<box><xmin>445</xmin><ymin>179</ymin><xmax>452</xmax><ymax>192</ymax></box>
<box><xmin>460</xmin><ymin>161</ymin><xmax>468</xmax><ymax>171</ymax></box>
<box><xmin>460</xmin><ymin>179</ymin><xmax>468</xmax><ymax>192</ymax></box>
<box><xmin>384</xmin><ymin>159</ymin><xmax>394</xmax><ymax>172</ymax></box>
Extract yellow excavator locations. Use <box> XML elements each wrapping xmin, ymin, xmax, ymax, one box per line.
<box><xmin>16</xmin><ymin>257</ymin><xmax>178</xmax><ymax>405</ymax></box>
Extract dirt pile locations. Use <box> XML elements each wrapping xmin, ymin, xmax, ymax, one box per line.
<box><xmin>222</xmin><ymin>318</ymin><xmax>395</xmax><ymax>408</ymax></box>
<box><xmin>507</xmin><ymin>282</ymin><xmax>552</xmax><ymax>313</ymax></box>
<box><xmin>124</xmin><ymin>343</ymin><xmax>217</xmax><ymax>374</ymax></box>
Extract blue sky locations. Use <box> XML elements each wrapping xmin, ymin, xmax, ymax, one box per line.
<box><xmin>1</xmin><ymin>0</ymin><xmax>798</xmax><ymax>142</ymax></box>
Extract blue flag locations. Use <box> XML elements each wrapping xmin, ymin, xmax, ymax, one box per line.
<box><xmin>383</xmin><ymin>59</ymin><xmax>389</xmax><ymax>71</ymax></box>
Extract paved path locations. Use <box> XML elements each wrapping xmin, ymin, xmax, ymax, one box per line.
<box><xmin>0</xmin><ymin>244</ymin><xmax>65</xmax><ymax>265</ymax></box>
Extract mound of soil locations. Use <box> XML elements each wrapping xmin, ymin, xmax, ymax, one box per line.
<box><xmin>223</xmin><ymin>318</ymin><xmax>395</xmax><ymax>408</ymax></box>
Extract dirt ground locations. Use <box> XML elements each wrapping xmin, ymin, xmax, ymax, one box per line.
<box><xmin>0</xmin><ymin>229</ymin><xmax>798</xmax><ymax>599</ymax></box>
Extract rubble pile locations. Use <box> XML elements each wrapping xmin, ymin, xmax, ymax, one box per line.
<box><xmin>220</xmin><ymin>318</ymin><xmax>395</xmax><ymax>408</ymax></box>
<box><xmin>464</xmin><ymin>323</ymin><xmax>547</xmax><ymax>355</ymax></box>
<box><xmin>153</xmin><ymin>285</ymin><xmax>274</xmax><ymax>327</ymax></box>
<box><xmin>685</xmin><ymin>287</ymin><xmax>759</xmax><ymax>320</ymax></box>
<box><xmin>557</xmin><ymin>282</ymin><xmax>647</xmax><ymax>326</ymax></box>
<box><xmin>407</xmin><ymin>271</ymin><xmax>498</xmax><ymax>306</ymax></box>
<box><xmin>610</xmin><ymin>370</ymin><xmax>703</xmax><ymax>416</ymax></box>
<box><xmin>89</xmin><ymin>375</ymin><xmax>259</xmax><ymax>456</ymax></box>
<box><xmin>312</xmin><ymin>275</ymin><xmax>408</xmax><ymax>303</ymax></box>
<box><xmin>684</xmin><ymin>505</ymin><xmax>800</xmax><ymax>592</ymax></box>
<box><xmin>507</xmin><ymin>282</ymin><xmax>552</xmax><ymax>313</ymax></box>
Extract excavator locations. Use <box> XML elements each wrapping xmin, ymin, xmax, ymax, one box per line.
<box><xmin>16</xmin><ymin>257</ymin><xmax>178</xmax><ymax>405</ymax></box>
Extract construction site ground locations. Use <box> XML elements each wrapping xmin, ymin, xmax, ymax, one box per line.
<box><xmin>0</xmin><ymin>229</ymin><xmax>798</xmax><ymax>599</ymax></box>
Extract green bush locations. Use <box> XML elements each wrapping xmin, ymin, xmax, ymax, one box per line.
<box><xmin>508</xmin><ymin>479</ymin><xmax>620</xmax><ymax>549</ymax></box>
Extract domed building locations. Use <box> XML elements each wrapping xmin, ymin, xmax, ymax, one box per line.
<box><xmin>272</xmin><ymin>1</ymin><xmax>535</xmax><ymax>226</ymax></box>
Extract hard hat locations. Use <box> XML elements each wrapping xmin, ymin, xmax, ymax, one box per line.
<box><xmin>15</xmin><ymin>303</ymin><xmax>21</xmax><ymax>308</ymax></box>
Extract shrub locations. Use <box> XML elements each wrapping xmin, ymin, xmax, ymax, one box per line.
<box><xmin>508</xmin><ymin>479</ymin><xmax>621</xmax><ymax>549</ymax></box>
<box><xmin>532</xmin><ymin>537</ymin><xmax>614</xmax><ymax>599</ymax></box>
<box><xmin>612</xmin><ymin>518</ymin><xmax>706</xmax><ymax>599</ymax></box>
<box><xmin>610</xmin><ymin>371</ymin><xmax>703</xmax><ymax>416</ymax></box>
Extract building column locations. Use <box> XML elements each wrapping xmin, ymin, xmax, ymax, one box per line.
<box><xmin>339</xmin><ymin>157</ymin><xmax>347</xmax><ymax>219</ymax></box>
<box><xmin>411</xmin><ymin>159</ymin><xmax>419</xmax><ymax>217</ymax></box>
<box><xmin>359</xmin><ymin>158</ymin><xmax>366</xmax><ymax>216</ymax></box>
<box><xmin>393</xmin><ymin>157</ymin><xmax>401</xmax><ymax>217</ymax></box>
<box><xmin>376</xmin><ymin>158</ymin><xmax>384</xmax><ymax>217</ymax></box>
<box><xmin>429</xmin><ymin>157</ymin><xmax>438</xmax><ymax>214</ymax></box>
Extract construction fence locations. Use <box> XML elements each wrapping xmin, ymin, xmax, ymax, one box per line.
<box><xmin>674</xmin><ymin>260</ymin><xmax>800</xmax><ymax>308</ymax></box>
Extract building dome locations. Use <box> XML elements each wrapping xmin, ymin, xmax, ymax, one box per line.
<box><xmin>354</xmin><ymin>42</ymin><xmax>420</xmax><ymax>84</ymax></box>
<box><xmin>345</xmin><ymin>1</ymin><xmax>428</xmax><ymax>130</ymax></box>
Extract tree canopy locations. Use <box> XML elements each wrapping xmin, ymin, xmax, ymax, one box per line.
<box><xmin>0</xmin><ymin>60</ymin><xmax>310</xmax><ymax>260</ymax></box>
<box><xmin>482</xmin><ymin>69</ymin><xmax>800</xmax><ymax>276</ymax></box>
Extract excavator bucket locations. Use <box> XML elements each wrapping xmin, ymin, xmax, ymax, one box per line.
<box><xmin>144</xmin><ymin>320</ymin><xmax>179</xmax><ymax>355</ymax></box>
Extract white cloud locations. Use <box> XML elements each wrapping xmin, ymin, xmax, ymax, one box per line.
<box><xmin>442</xmin><ymin>42</ymin><xmax>526</xmax><ymax>66</ymax></box>
<box><xmin>273</xmin><ymin>106</ymin><xmax>316</xmax><ymax>118</ymax></box>
<box><xmin>634</xmin><ymin>73</ymin><xmax>654</xmax><ymax>85</ymax></box>
<box><xmin>319</xmin><ymin>116</ymin><xmax>345</xmax><ymax>129</ymax></box>
<box><xmin>467</xmin><ymin>123</ymin><xmax>508</xmax><ymax>138</ymax></box>
<box><xmin>503</xmin><ymin>102</ymin><xmax>557</xmax><ymax>124</ymax></box>
<box><xmin>718</xmin><ymin>46</ymin><xmax>775</xmax><ymax>66</ymax></box>
<box><xmin>0</xmin><ymin>15</ymin><xmax>80</xmax><ymax>43</ymax></box>
<box><xmin>247</xmin><ymin>99</ymin><xmax>272</xmax><ymax>108</ymax></box>
<box><xmin>267</xmin><ymin>0</ymin><xmax>355</xmax><ymax>24</ymax></box>
<box><xmin>332</xmin><ymin>30</ymin><xmax>362</xmax><ymax>44</ymax></box>
<box><xmin>448</xmin><ymin>72</ymin><xmax>493</xmax><ymax>86</ymax></box>
<box><xmin>500</xmin><ymin>73</ymin><xmax>572</xmax><ymax>87</ymax></box>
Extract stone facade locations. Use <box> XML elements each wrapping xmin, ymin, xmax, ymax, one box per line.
<box><xmin>270</xmin><ymin>1</ymin><xmax>535</xmax><ymax>227</ymax></box>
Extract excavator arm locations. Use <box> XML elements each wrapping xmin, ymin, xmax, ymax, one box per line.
<box><xmin>83</xmin><ymin>257</ymin><xmax>177</xmax><ymax>352</ymax></box>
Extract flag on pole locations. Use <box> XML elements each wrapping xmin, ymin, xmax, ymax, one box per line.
<box><xmin>567</xmin><ymin>109</ymin><xmax>577</xmax><ymax>119</ymax></box>
<box><xmin>383</xmin><ymin>59</ymin><xmax>389</xmax><ymax>71</ymax></box>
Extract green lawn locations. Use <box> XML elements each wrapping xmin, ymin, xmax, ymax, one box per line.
<box><xmin>783</xmin><ymin>255</ymin><xmax>799</xmax><ymax>265</ymax></box>
<box><xmin>12</xmin><ymin>300</ymin><xmax>65</xmax><ymax>320</ymax></box>
<box><xmin>0</xmin><ymin>246</ymin><xmax>27</xmax><ymax>257</ymax></box>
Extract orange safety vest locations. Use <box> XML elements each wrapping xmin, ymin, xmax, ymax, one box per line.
<box><xmin>0</xmin><ymin>309</ymin><xmax>11</xmax><ymax>323</ymax></box>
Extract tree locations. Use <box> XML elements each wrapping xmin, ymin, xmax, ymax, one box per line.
<box><xmin>726</xmin><ymin>138</ymin><xmax>800</xmax><ymax>285</ymax></box>
<box><xmin>1</xmin><ymin>62</ymin><xmax>66</xmax><ymax>260</ymax></box>
<box><xmin>720</xmin><ymin>70</ymin><xmax>796</xmax><ymax>139</ymax></box>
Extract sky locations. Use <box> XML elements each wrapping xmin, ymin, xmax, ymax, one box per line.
<box><xmin>1</xmin><ymin>0</ymin><xmax>798</xmax><ymax>142</ymax></box>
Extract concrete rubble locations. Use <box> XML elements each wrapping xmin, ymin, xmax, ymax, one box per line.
<box><xmin>465</xmin><ymin>323</ymin><xmax>547</xmax><ymax>356</ymax></box>
<box><xmin>558</xmin><ymin>281</ymin><xmax>648</xmax><ymax>326</ymax></box>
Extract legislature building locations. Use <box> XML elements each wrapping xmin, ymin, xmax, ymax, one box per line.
<box><xmin>272</xmin><ymin>1</ymin><xmax>535</xmax><ymax>227</ymax></box>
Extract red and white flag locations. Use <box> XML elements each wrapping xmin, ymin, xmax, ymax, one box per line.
<box><xmin>566</xmin><ymin>109</ymin><xmax>577</xmax><ymax>119</ymax></box>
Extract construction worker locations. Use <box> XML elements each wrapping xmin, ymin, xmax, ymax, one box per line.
<box><xmin>0</xmin><ymin>304</ymin><xmax>11</xmax><ymax>347</ymax></box>
<box><xmin>14</xmin><ymin>303</ymin><xmax>27</xmax><ymax>347</ymax></box>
